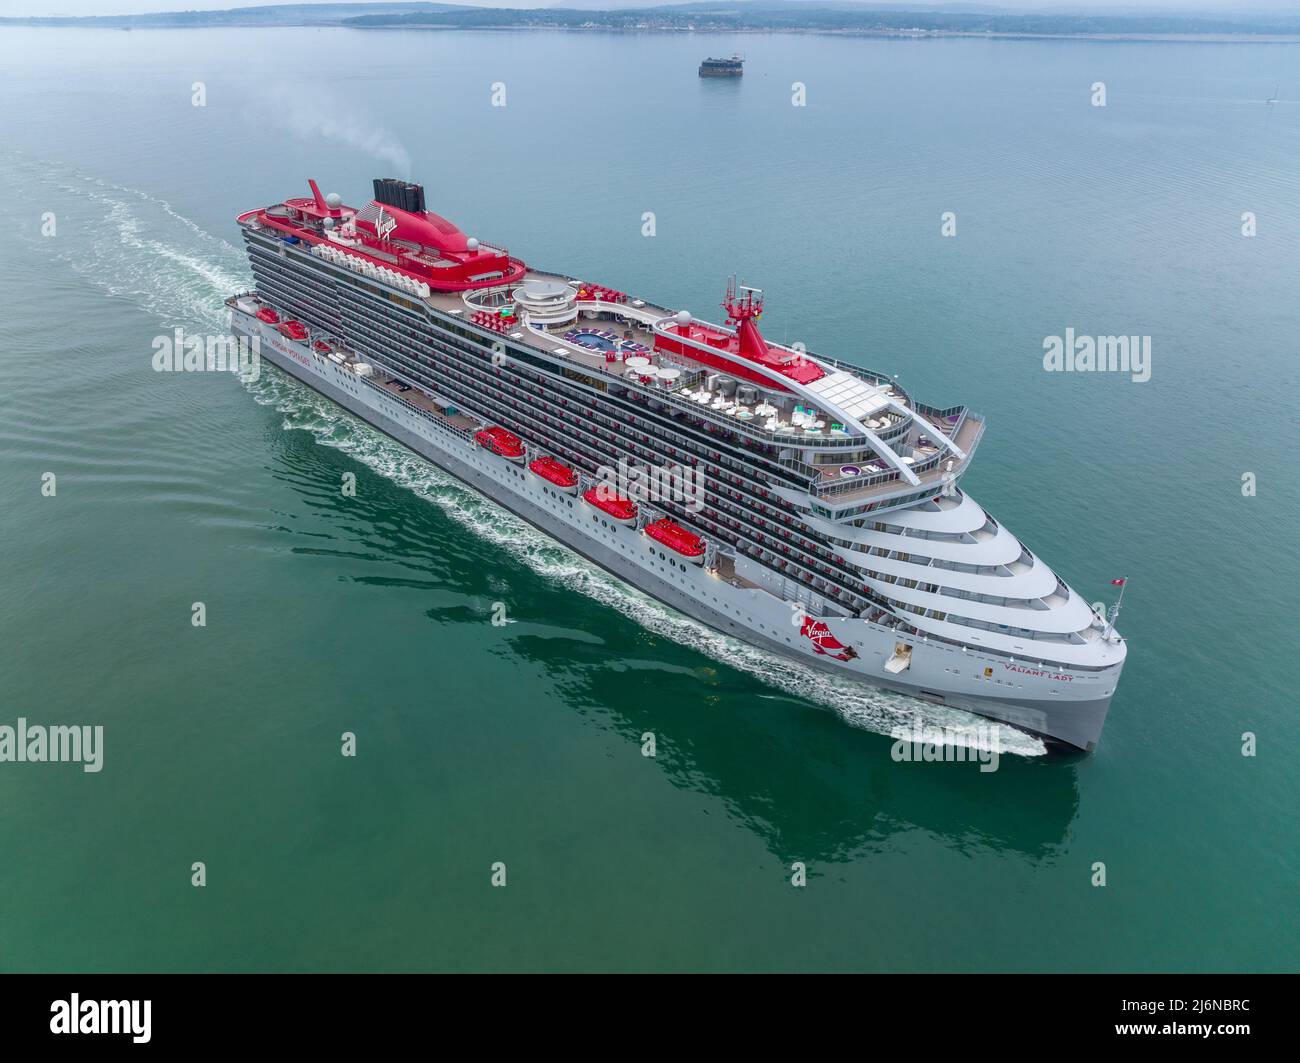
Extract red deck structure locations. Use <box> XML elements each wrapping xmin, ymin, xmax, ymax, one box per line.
<box><xmin>237</xmin><ymin>180</ymin><xmax>527</xmax><ymax>294</ymax></box>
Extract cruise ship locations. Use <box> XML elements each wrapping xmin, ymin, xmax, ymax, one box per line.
<box><xmin>228</xmin><ymin>178</ymin><xmax>1128</xmax><ymax>752</ymax></box>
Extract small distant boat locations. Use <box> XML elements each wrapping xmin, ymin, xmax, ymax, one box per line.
<box><xmin>699</xmin><ymin>54</ymin><xmax>744</xmax><ymax>78</ymax></box>
<box><xmin>1266</xmin><ymin>82</ymin><xmax>1280</xmax><ymax>106</ymax></box>
<box><xmin>644</xmin><ymin>518</ymin><xmax>706</xmax><ymax>563</ymax></box>
<box><xmin>474</xmin><ymin>426</ymin><xmax>525</xmax><ymax>462</ymax></box>
<box><xmin>529</xmin><ymin>456</ymin><xmax>578</xmax><ymax>492</ymax></box>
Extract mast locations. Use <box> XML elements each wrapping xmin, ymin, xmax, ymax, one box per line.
<box><xmin>722</xmin><ymin>277</ymin><xmax>768</xmax><ymax>362</ymax></box>
<box><xmin>1103</xmin><ymin>577</ymin><xmax>1128</xmax><ymax>640</ymax></box>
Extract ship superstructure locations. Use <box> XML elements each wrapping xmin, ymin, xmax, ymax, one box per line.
<box><xmin>699</xmin><ymin>54</ymin><xmax>745</xmax><ymax>77</ymax></box>
<box><xmin>228</xmin><ymin>179</ymin><xmax>1127</xmax><ymax>751</ymax></box>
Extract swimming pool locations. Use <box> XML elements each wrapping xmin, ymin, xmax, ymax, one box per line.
<box><xmin>562</xmin><ymin>326</ymin><xmax>653</xmax><ymax>357</ymax></box>
<box><xmin>572</xmin><ymin>333</ymin><xmax>615</xmax><ymax>351</ymax></box>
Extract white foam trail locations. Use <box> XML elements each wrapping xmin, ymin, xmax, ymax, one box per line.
<box><xmin>246</xmin><ymin>372</ymin><xmax>1047</xmax><ymax>758</ymax></box>
<box><xmin>248</xmin><ymin>83</ymin><xmax>413</xmax><ymax>177</ymax></box>
<box><xmin>3</xmin><ymin>153</ymin><xmax>249</xmax><ymax>331</ymax></box>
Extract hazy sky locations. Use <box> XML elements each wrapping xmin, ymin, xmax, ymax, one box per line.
<box><xmin>5</xmin><ymin>1</ymin><xmax>1297</xmax><ymax>19</ymax></box>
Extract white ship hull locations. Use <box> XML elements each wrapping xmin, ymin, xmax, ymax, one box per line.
<box><xmin>234</xmin><ymin>309</ymin><xmax>1120</xmax><ymax>752</ymax></box>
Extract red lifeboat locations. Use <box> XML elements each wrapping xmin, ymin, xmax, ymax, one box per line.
<box><xmin>474</xmin><ymin>426</ymin><xmax>525</xmax><ymax>462</ymax></box>
<box><xmin>529</xmin><ymin>456</ymin><xmax>578</xmax><ymax>493</ymax></box>
<box><xmin>313</xmin><ymin>340</ymin><xmax>332</xmax><ymax>354</ymax></box>
<box><xmin>277</xmin><ymin>320</ymin><xmax>309</xmax><ymax>341</ymax></box>
<box><xmin>256</xmin><ymin>307</ymin><xmax>280</xmax><ymax>324</ymax></box>
<box><xmin>582</xmin><ymin>487</ymin><xmax>638</xmax><ymax>525</ymax></box>
<box><xmin>644</xmin><ymin>518</ymin><xmax>706</xmax><ymax>564</ymax></box>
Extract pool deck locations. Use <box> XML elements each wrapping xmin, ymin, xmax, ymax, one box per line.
<box><xmin>424</xmin><ymin>285</ymin><xmax>668</xmax><ymax>380</ymax></box>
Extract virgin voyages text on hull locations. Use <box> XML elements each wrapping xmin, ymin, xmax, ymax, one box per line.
<box><xmin>228</xmin><ymin>178</ymin><xmax>1127</xmax><ymax>751</ymax></box>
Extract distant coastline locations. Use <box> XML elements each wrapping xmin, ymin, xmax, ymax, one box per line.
<box><xmin>340</xmin><ymin>28</ymin><xmax>1300</xmax><ymax>45</ymax></box>
<box><xmin>4</xmin><ymin>3</ymin><xmax>1300</xmax><ymax>45</ymax></box>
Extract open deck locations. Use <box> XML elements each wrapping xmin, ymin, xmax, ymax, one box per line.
<box><xmin>242</xmin><ymin>181</ymin><xmax>977</xmax><ymax>472</ymax></box>
<box><xmin>373</xmin><ymin>370</ymin><xmax>479</xmax><ymax>433</ymax></box>
<box><xmin>240</xmin><ymin>178</ymin><xmax>983</xmax><ymax>501</ymax></box>
<box><xmin>419</xmin><ymin>280</ymin><xmax>924</xmax><ymax>451</ymax></box>
<box><xmin>808</xmin><ymin>412</ymin><xmax>985</xmax><ymax>505</ymax></box>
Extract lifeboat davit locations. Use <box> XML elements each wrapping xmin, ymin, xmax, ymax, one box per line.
<box><xmin>582</xmin><ymin>487</ymin><xmax>638</xmax><ymax>525</ymax></box>
<box><xmin>474</xmin><ymin>426</ymin><xmax>525</xmax><ymax>462</ymax></box>
<box><xmin>800</xmin><ymin>616</ymin><xmax>858</xmax><ymax>662</ymax></box>
<box><xmin>644</xmin><ymin>518</ymin><xmax>706</xmax><ymax>564</ymax></box>
<box><xmin>256</xmin><ymin>307</ymin><xmax>280</xmax><ymax>324</ymax></box>
<box><xmin>529</xmin><ymin>456</ymin><xmax>578</xmax><ymax>492</ymax></box>
<box><xmin>277</xmin><ymin>320</ymin><xmax>308</xmax><ymax>341</ymax></box>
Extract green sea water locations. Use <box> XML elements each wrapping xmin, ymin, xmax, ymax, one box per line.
<box><xmin>0</xmin><ymin>27</ymin><xmax>1296</xmax><ymax>972</ymax></box>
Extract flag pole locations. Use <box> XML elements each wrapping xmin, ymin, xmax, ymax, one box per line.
<box><xmin>1104</xmin><ymin>577</ymin><xmax>1128</xmax><ymax>640</ymax></box>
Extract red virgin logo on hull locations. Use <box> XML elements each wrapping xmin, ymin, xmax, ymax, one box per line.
<box><xmin>800</xmin><ymin>617</ymin><xmax>857</xmax><ymax>662</ymax></box>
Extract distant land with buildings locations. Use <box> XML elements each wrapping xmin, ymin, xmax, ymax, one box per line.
<box><xmin>4</xmin><ymin>3</ymin><xmax>1300</xmax><ymax>42</ymax></box>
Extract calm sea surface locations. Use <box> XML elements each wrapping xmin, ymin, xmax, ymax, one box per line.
<box><xmin>0</xmin><ymin>27</ymin><xmax>1296</xmax><ymax>971</ymax></box>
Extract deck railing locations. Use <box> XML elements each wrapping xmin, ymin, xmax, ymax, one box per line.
<box><xmin>359</xmin><ymin>374</ymin><xmax>474</xmax><ymax>442</ymax></box>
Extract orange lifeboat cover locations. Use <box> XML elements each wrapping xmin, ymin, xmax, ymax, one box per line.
<box><xmin>474</xmin><ymin>427</ymin><xmax>524</xmax><ymax>458</ymax></box>
<box><xmin>529</xmin><ymin>456</ymin><xmax>578</xmax><ymax>488</ymax></box>
<box><xmin>582</xmin><ymin>487</ymin><xmax>638</xmax><ymax>521</ymax></box>
<box><xmin>644</xmin><ymin>518</ymin><xmax>705</xmax><ymax>557</ymax></box>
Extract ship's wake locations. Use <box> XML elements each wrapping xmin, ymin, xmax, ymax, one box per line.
<box><xmin>251</xmin><ymin>374</ymin><xmax>1046</xmax><ymax>758</ymax></box>
<box><xmin>1</xmin><ymin>150</ymin><xmax>249</xmax><ymax>334</ymax></box>
<box><xmin>4</xmin><ymin>153</ymin><xmax>1045</xmax><ymax>758</ymax></box>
